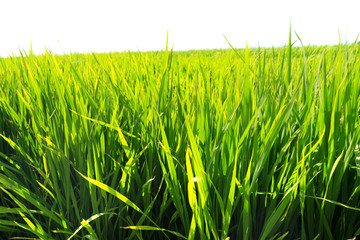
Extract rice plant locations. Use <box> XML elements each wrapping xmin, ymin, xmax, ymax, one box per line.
<box><xmin>1</xmin><ymin>34</ymin><xmax>360</xmax><ymax>239</ymax></box>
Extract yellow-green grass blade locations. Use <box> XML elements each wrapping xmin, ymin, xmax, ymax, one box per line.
<box><xmin>75</xmin><ymin>169</ymin><xmax>160</xmax><ymax>228</ymax></box>
<box><xmin>67</xmin><ymin>212</ymin><xmax>111</xmax><ymax>240</ymax></box>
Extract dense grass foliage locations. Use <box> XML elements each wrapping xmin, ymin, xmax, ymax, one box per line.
<box><xmin>1</xmin><ymin>39</ymin><xmax>360</xmax><ymax>240</ymax></box>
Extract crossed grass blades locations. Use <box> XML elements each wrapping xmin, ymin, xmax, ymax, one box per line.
<box><xmin>1</xmin><ymin>33</ymin><xmax>360</xmax><ymax>239</ymax></box>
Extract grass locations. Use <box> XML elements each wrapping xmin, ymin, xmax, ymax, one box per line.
<box><xmin>1</xmin><ymin>35</ymin><xmax>360</xmax><ymax>239</ymax></box>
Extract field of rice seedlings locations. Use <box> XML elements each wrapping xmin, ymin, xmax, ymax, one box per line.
<box><xmin>1</xmin><ymin>35</ymin><xmax>360</xmax><ymax>239</ymax></box>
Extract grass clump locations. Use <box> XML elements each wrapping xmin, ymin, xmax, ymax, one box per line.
<box><xmin>1</xmin><ymin>37</ymin><xmax>360</xmax><ymax>239</ymax></box>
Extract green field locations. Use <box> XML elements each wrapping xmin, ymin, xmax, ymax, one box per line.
<box><xmin>1</xmin><ymin>36</ymin><xmax>360</xmax><ymax>239</ymax></box>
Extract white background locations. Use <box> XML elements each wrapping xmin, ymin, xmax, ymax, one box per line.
<box><xmin>1</xmin><ymin>0</ymin><xmax>359</xmax><ymax>57</ymax></box>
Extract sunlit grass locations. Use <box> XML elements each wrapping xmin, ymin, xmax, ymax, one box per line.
<box><xmin>1</xmin><ymin>36</ymin><xmax>360</xmax><ymax>239</ymax></box>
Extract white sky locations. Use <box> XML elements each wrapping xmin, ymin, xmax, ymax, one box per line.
<box><xmin>1</xmin><ymin>0</ymin><xmax>359</xmax><ymax>57</ymax></box>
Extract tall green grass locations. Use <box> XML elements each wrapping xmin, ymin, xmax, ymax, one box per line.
<box><xmin>1</xmin><ymin>37</ymin><xmax>360</xmax><ymax>239</ymax></box>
